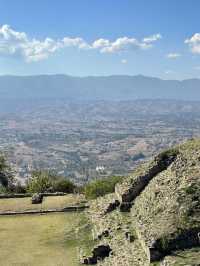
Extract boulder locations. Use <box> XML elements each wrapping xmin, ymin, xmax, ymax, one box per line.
<box><xmin>31</xmin><ymin>193</ymin><xmax>43</xmax><ymax>204</ymax></box>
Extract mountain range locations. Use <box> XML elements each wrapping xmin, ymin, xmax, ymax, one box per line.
<box><xmin>0</xmin><ymin>74</ymin><xmax>200</xmax><ymax>101</ymax></box>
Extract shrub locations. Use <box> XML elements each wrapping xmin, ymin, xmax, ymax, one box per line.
<box><xmin>0</xmin><ymin>185</ymin><xmax>8</xmax><ymax>194</ymax></box>
<box><xmin>27</xmin><ymin>170</ymin><xmax>53</xmax><ymax>193</ymax></box>
<box><xmin>84</xmin><ymin>176</ymin><xmax>123</xmax><ymax>199</ymax></box>
<box><xmin>158</xmin><ymin>147</ymin><xmax>179</xmax><ymax>161</ymax></box>
<box><xmin>53</xmin><ymin>179</ymin><xmax>75</xmax><ymax>193</ymax></box>
<box><xmin>27</xmin><ymin>170</ymin><xmax>76</xmax><ymax>194</ymax></box>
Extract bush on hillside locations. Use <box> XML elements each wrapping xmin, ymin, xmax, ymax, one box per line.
<box><xmin>158</xmin><ymin>147</ymin><xmax>179</xmax><ymax>161</ymax></box>
<box><xmin>27</xmin><ymin>170</ymin><xmax>52</xmax><ymax>193</ymax></box>
<box><xmin>52</xmin><ymin>179</ymin><xmax>75</xmax><ymax>193</ymax></box>
<box><xmin>84</xmin><ymin>176</ymin><xmax>123</xmax><ymax>199</ymax></box>
<box><xmin>27</xmin><ymin>170</ymin><xmax>76</xmax><ymax>194</ymax></box>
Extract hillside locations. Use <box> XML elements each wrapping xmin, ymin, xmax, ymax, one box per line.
<box><xmin>1</xmin><ymin>74</ymin><xmax>200</xmax><ymax>101</ymax></box>
<box><xmin>82</xmin><ymin>139</ymin><xmax>200</xmax><ymax>265</ymax></box>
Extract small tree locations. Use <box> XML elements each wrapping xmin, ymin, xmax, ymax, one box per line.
<box><xmin>27</xmin><ymin>170</ymin><xmax>53</xmax><ymax>193</ymax></box>
<box><xmin>27</xmin><ymin>170</ymin><xmax>76</xmax><ymax>194</ymax></box>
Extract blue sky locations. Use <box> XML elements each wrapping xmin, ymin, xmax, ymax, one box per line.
<box><xmin>0</xmin><ymin>0</ymin><xmax>200</xmax><ymax>79</ymax></box>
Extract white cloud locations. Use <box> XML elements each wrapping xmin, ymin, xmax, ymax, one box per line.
<box><xmin>92</xmin><ymin>38</ymin><xmax>110</xmax><ymax>49</ymax></box>
<box><xmin>93</xmin><ymin>36</ymin><xmax>160</xmax><ymax>53</ymax></box>
<box><xmin>167</xmin><ymin>53</ymin><xmax>181</xmax><ymax>59</ymax></box>
<box><xmin>100</xmin><ymin>37</ymin><xmax>139</xmax><ymax>53</ymax></box>
<box><xmin>121</xmin><ymin>59</ymin><xmax>127</xmax><ymax>64</ymax></box>
<box><xmin>185</xmin><ymin>33</ymin><xmax>200</xmax><ymax>54</ymax></box>
<box><xmin>62</xmin><ymin>37</ymin><xmax>89</xmax><ymax>49</ymax></box>
<box><xmin>143</xmin><ymin>33</ymin><xmax>162</xmax><ymax>43</ymax></box>
<box><xmin>0</xmin><ymin>25</ymin><xmax>162</xmax><ymax>62</ymax></box>
<box><xmin>0</xmin><ymin>25</ymin><xmax>90</xmax><ymax>62</ymax></box>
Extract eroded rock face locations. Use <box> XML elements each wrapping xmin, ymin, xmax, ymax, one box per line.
<box><xmin>81</xmin><ymin>245</ymin><xmax>112</xmax><ymax>265</ymax></box>
<box><xmin>31</xmin><ymin>193</ymin><xmax>43</xmax><ymax>204</ymax></box>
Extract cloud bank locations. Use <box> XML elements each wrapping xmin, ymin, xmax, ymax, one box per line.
<box><xmin>0</xmin><ymin>25</ymin><xmax>162</xmax><ymax>62</ymax></box>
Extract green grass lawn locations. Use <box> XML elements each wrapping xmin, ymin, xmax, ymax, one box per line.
<box><xmin>0</xmin><ymin>194</ymin><xmax>85</xmax><ymax>213</ymax></box>
<box><xmin>0</xmin><ymin>212</ymin><xmax>92</xmax><ymax>266</ymax></box>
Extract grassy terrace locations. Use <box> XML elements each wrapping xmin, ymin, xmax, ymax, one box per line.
<box><xmin>0</xmin><ymin>195</ymin><xmax>93</xmax><ymax>266</ymax></box>
<box><xmin>0</xmin><ymin>194</ymin><xmax>85</xmax><ymax>213</ymax></box>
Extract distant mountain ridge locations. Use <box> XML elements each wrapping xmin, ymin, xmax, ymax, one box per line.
<box><xmin>0</xmin><ymin>74</ymin><xmax>200</xmax><ymax>101</ymax></box>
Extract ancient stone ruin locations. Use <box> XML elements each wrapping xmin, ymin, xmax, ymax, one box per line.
<box><xmin>82</xmin><ymin>139</ymin><xmax>200</xmax><ymax>265</ymax></box>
